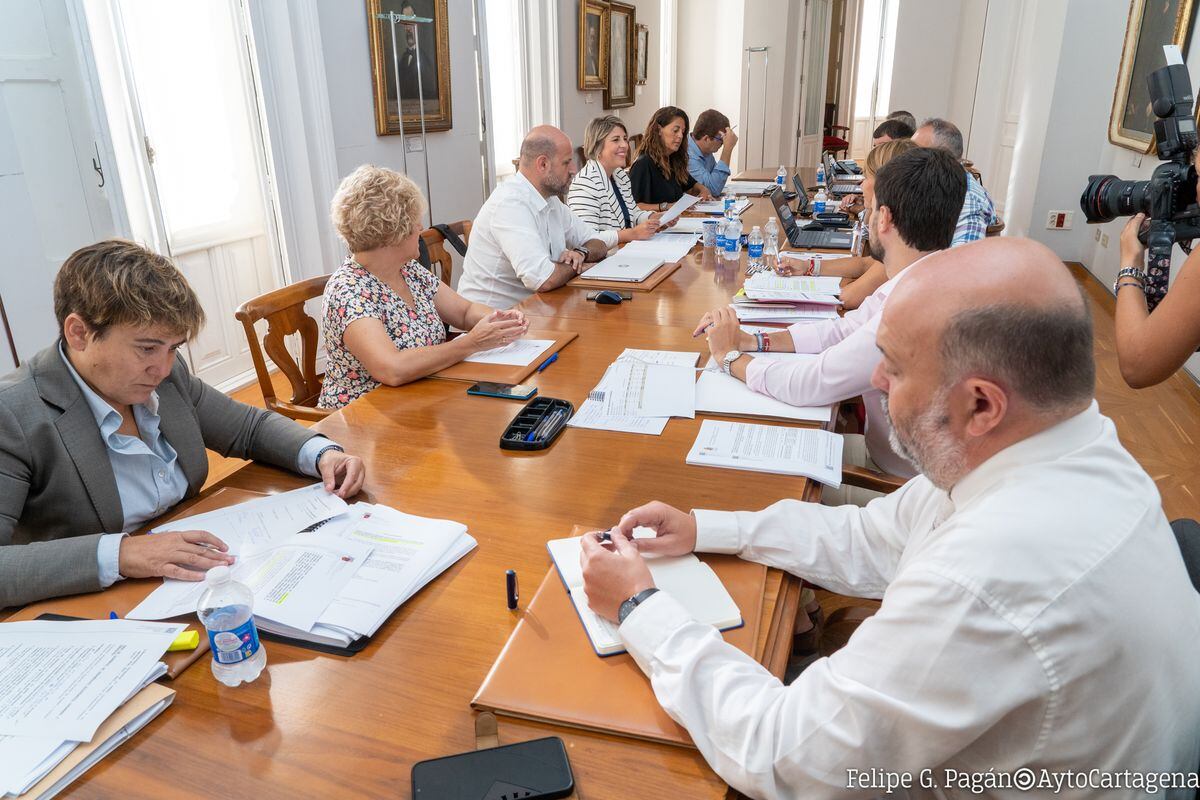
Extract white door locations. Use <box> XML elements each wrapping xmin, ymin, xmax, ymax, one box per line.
<box><xmin>88</xmin><ymin>0</ymin><xmax>287</xmax><ymax>390</ymax></box>
<box><xmin>795</xmin><ymin>0</ymin><xmax>833</xmax><ymax>167</ymax></box>
<box><xmin>0</xmin><ymin>0</ymin><xmax>118</xmax><ymax>366</ymax></box>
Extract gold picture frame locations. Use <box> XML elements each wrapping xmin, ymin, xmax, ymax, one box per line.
<box><xmin>578</xmin><ymin>0</ymin><xmax>609</xmax><ymax>91</ymax></box>
<box><xmin>1108</xmin><ymin>0</ymin><xmax>1195</xmax><ymax>152</ymax></box>
<box><xmin>604</xmin><ymin>2</ymin><xmax>635</xmax><ymax>109</ymax></box>
<box><xmin>367</xmin><ymin>0</ymin><xmax>453</xmax><ymax>136</ymax></box>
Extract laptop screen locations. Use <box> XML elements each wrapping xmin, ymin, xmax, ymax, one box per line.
<box><xmin>792</xmin><ymin>175</ymin><xmax>810</xmax><ymax>213</ymax></box>
<box><xmin>770</xmin><ymin>188</ymin><xmax>798</xmax><ymax>236</ymax></box>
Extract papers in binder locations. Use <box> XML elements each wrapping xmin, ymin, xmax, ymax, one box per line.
<box><xmin>743</xmin><ymin>272</ymin><xmax>843</xmax><ymax>297</ymax></box>
<box><xmin>695</xmin><ymin>355</ymin><xmax>833</xmax><ymax>423</ymax></box>
<box><xmin>686</xmin><ymin>419</ymin><xmax>843</xmax><ymax>487</ymax></box>
<box><xmin>546</xmin><ymin>533</ymin><xmax>742</xmax><ymax>656</ymax></box>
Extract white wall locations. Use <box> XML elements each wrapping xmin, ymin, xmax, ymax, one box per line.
<box><xmin>315</xmin><ymin>0</ymin><xmax>484</xmax><ymax>261</ymax></box>
<box><xmin>675</xmin><ymin>0</ymin><xmax>744</xmax><ymax>169</ymax></box>
<box><xmin>887</xmin><ymin>0</ymin><xmax>963</xmax><ymax>124</ymax></box>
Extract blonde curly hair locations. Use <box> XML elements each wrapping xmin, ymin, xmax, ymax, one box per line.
<box><xmin>331</xmin><ymin>165</ymin><xmax>427</xmax><ymax>253</ymax></box>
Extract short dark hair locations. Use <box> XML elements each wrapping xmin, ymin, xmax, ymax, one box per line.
<box><xmin>872</xmin><ymin>118</ymin><xmax>914</xmax><ymax>140</ymax></box>
<box><xmin>887</xmin><ymin>109</ymin><xmax>917</xmax><ymax>130</ymax></box>
<box><xmin>873</xmin><ymin>148</ymin><xmax>967</xmax><ymax>251</ymax></box>
<box><xmin>940</xmin><ymin>299</ymin><xmax>1095</xmax><ymax>412</ymax></box>
<box><xmin>693</xmin><ymin>109</ymin><xmax>730</xmax><ymax>140</ymax></box>
<box><xmin>919</xmin><ymin>118</ymin><xmax>964</xmax><ymax>159</ymax></box>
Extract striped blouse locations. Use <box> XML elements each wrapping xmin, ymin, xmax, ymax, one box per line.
<box><xmin>566</xmin><ymin>159</ymin><xmax>652</xmax><ymax>232</ymax></box>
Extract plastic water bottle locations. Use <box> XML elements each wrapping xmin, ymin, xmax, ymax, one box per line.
<box><xmin>764</xmin><ymin>217</ymin><xmax>780</xmax><ymax>271</ymax></box>
<box><xmin>724</xmin><ymin>219</ymin><xmax>742</xmax><ymax>263</ymax></box>
<box><xmin>813</xmin><ymin>188</ymin><xmax>829</xmax><ymax>215</ymax></box>
<box><xmin>715</xmin><ymin>218</ymin><xmax>728</xmax><ymax>251</ymax></box>
<box><xmin>815</xmin><ymin>159</ymin><xmax>826</xmax><ymax>187</ymax></box>
<box><xmin>723</xmin><ymin>196</ymin><xmax>735</xmax><ymax>217</ymax></box>
<box><xmin>775</xmin><ymin>165</ymin><xmax>787</xmax><ymax>188</ymax></box>
<box><xmin>198</xmin><ymin>566</ymin><xmax>266</xmax><ymax>687</ymax></box>
<box><xmin>851</xmin><ymin>212</ymin><xmax>867</xmax><ymax>257</ymax></box>
<box><xmin>748</xmin><ymin>226</ymin><xmax>764</xmax><ymax>271</ymax></box>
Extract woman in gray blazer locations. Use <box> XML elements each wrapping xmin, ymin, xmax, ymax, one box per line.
<box><xmin>0</xmin><ymin>240</ymin><xmax>366</xmax><ymax>608</ymax></box>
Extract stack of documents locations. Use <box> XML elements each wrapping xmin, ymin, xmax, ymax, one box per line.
<box><xmin>733</xmin><ymin>271</ymin><xmax>843</xmax><ymax>323</ymax></box>
<box><xmin>617</xmin><ymin>232</ymin><xmax>699</xmax><ymax>263</ymax></box>
<box><xmin>693</xmin><ymin>197</ymin><xmax>751</xmax><ymax>215</ymax></box>
<box><xmin>128</xmin><ymin>486</ymin><xmax>477</xmax><ymax>650</ymax></box>
<box><xmin>722</xmin><ymin>180</ymin><xmax>779</xmax><ymax>195</ymax></box>
<box><xmin>686</xmin><ymin>419</ymin><xmax>844</xmax><ymax>487</ymax></box>
<box><xmin>0</xmin><ymin>620</ymin><xmax>182</xmax><ymax>798</ymax></box>
<box><xmin>546</xmin><ymin>533</ymin><xmax>742</xmax><ymax>656</ymax></box>
<box><xmin>568</xmin><ymin>349</ymin><xmax>700</xmax><ymax>436</ymax></box>
<box><xmin>696</xmin><ymin>354</ymin><xmax>833</xmax><ymax>423</ymax></box>
<box><xmin>660</xmin><ymin>216</ymin><xmax>708</xmax><ymax>234</ymax></box>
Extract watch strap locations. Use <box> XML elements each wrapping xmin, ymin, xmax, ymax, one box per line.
<box><xmin>618</xmin><ymin>587</ymin><xmax>660</xmax><ymax>624</ymax></box>
<box><xmin>314</xmin><ymin>443</ymin><xmax>345</xmax><ymax>472</ymax></box>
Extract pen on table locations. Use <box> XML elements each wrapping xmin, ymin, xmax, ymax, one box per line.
<box><xmin>536</xmin><ymin>352</ymin><xmax>559</xmax><ymax>373</ymax></box>
<box><xmin>526</xmin><ymin>408</ymin><xmax>566</xmax><ymax>442</ymax></box>
<box><xmin>506</xmin><ymin>569</ymin><xmax>519</xmax><ymax>610</ymax></box>
<box><xmin>108</xmin><ymin>611</ymin><xmax>118</xmax><ymax>620</ymax></box>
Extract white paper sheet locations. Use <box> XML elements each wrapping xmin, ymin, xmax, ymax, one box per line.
<box><xmin>657</xmin><ymin>192</ymin><xmax>701</xmax><ymax>224</ymax></box>
<box><xmin>462</xmin><ymin>338</ymin><xmax>554</xmax><ymax>366</ymax></box>
<box><xmin>692</xmin><ymin>197</ymin><xmax>750</xmax><ymax>215</ymax></box>
<box><xmin>743</xmin><ymin>272</ymin><xmax>844</xmax><ymax>296</ymax></box>
<box><xmin>618</xmin><ymin>233</ymin><xmax>698</xmax><ymax>263</ymax></box>
<box><xmin>778</xmin><ymin>250</ymin><xmax>842</xmax><ymax>261</ymax></box>
<box><xmin>723</xmin><ymin>180</ymin><xmax>778</xmax><ymax>194</ymax></box>
<box><xmin>660</xmin><ymin>217</ymin><xmax>708</xmax><ymax>234</ymax></box>
<box><xmin>150</xmin><ymin>483</ymin><xmax>348</xmax><ymax>552</ymax></box>
<box><xmin>592</xmin><ymin>359</ymin><xmax>695</xmax><ymax>418</ymax></box>
<box><xmin>695</xmin><ymin>355</ymin><xmax>833</xmax><ymax>423</ymax></box>
<box><xmin>686</xmin><ymin>418</ymin><xmax>843</xmax><ymax>487</ymax></box>
<box><xmin>0</xmin><ymin>621</ymin><xmax>182</xmax><ymax>742</ymax></box>
<box><xmin>565</xmin><ymin>398</ymin><xmax>669</xmax><ymax>435</ymax></box>
<box><xmin>734</xmin><ymin>305</ymin><xmax>830</xmax><ymax>323</ymax></box>
<box><xmin>619</xmin><ymin>348</ymin><xmax>701</xmax><ymax>367</ymax></box>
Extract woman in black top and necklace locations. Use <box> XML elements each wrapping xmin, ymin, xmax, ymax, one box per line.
<box><xmin>629</xmin><ymin>106</ymin><xmax>714</xmax><ymax>210</ymax></box>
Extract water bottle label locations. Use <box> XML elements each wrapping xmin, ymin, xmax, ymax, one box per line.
<box><xmin>724</xmin><ymin>237</ymin><xmax>738</xmax><ymax>252</ymax></box>
<box><xmin>749</xmin><ymin>244</ymin><xmax>764</xmax><ymax>258</ymax></box>
<box><xmin>814</xmin><ymin>200</ymin><xmax>826</xmax><ymax>214</ymax></box>
<box><xmin>208</xmin><ymin>616</ymin><xmax>261</xmax><ymax>665</ymax></box>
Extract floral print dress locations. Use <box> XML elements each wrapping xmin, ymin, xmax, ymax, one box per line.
<box><xmin>318</xmin><ymin>258</ymin><xmax>446</xmax><ymax>409</ymax></box>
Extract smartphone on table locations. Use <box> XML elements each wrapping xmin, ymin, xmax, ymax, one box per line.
<box><xmin>467</xmin><ymin>382</ymin><xmax>537</xmax><ymax>400</ymax></box>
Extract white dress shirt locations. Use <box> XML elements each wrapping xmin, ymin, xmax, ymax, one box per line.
<box><xmin>745</xmin><ymin>262</ymin><xmax>922</xmax><ymax>478</ymax></box>
<box><xmin>621</xmin><ymin>403</ymin><xmax>1200</xmax><ymax>799</ymax></box>
<box><xmin>458</xmin><ymin>172</ymin><xmax>618</xmax><ymax>309</ymax></box>
<box><xmin>59</xmin><ymin>346</ymin><xmax>331</xmax><ymax>586</ymax></box>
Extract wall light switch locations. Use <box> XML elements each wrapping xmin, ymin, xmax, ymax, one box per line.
<box><xmin>405</xmin><ymin>137</ymin><xmax>424</xmax><ymax>153</ymax></box>
<box><xmin>585</xmin><ymin>92</ymin><xmax>595</xmax><ymax>104</ymax></box>
<box><xmin>1101</xmin><ymin>233</ymin><xmax>1110</xmax><ymax>248</ymax></box>
<box><xmin>1094</xmin><ymin>227</ymin><xmax>1102</xmax><ymax>241</ymax></box>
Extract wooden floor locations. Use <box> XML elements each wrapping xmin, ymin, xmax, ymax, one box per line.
<box><xmin>210</xmin><ymin>263</ymin><xmax>1200</xmax><ymax>519</ymax></box>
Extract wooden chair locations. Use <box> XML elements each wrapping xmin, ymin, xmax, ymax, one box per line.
<box><xmin>822</xmin><ymin>102</ymin><xmax>850</xmax><ymax>157</ymax></box>
<box><xmin>574</xmin><ymin>145</ymin><xmax>586</xmax><ymax>171</ymax></box>
<box><xmin>235</xmin><ymin>275</ymin><xmax>331</xmax><ymax>422</ymax></box>
<box><xmin>419</xmin><ymin>219</ymin><xmax>472</xmax><ymax>286</ymax></box>
<box><xmin>628</xmin><ymin>133</ymin><xmax>643</xmax><ymax>165</ymax></box>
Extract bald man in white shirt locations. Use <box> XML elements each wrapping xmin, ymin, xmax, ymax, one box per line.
<box><xmin>580</xmin><ymin>237</ymin><xmax>1200</xmax><ymax>799</ymax></box>
<box><xmin>458</xmin><ymin>125</ymin><xmax>617</xmax><ymax>309</ymax></box>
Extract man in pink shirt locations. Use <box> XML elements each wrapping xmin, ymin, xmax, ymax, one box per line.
<box><xmin>696</xmin><ymin>148</ymin><xmax>967</xmax><ymax>498</ymax></box>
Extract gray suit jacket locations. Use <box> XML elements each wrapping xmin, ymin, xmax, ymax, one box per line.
<box><xmin>0</xmin><ymin>345</ymin><xmax>318</xmax><ymax>608</ymax></box>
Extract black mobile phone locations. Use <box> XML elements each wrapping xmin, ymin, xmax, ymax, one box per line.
<box><xmin>467</xmin><ymin>381</ymin><xmax>537</xmax><ymax>400</ymax></box>
<box><xmin>412</xmin><ymin>737</ymin><xmax>575</xmax><ymax>799</ymax></box>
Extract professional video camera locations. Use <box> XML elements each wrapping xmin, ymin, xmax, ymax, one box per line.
<box><xmin>1080</xmin><ymin>50</ymin><xmax>1200</xmax><ymax>268</ymax></box>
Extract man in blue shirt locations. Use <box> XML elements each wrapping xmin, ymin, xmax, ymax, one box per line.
<box><xmin>687</xmin><ymin>109</ymin><xmax>738</xmax><ymax>196</ymax></box>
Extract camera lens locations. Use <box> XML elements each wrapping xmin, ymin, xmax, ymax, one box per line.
<box><xmin>1080</xmin><ymin>174</ymin><xmax>1150</xmax><ymax>222</ymax></box>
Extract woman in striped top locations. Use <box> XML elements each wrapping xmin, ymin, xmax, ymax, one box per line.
<box><xmin>567</xmin><ymin>115</ymin><xmax>664</xmax><ymax>244</ymax></box>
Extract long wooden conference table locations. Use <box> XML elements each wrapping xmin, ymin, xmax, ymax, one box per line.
<box><xmin>39</xmin><ymin>170</ymin><xmax>844</xmax><ymax>798</ymax></box>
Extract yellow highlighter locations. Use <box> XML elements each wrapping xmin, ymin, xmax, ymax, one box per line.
<box><xmin>168</xmin><ymin>629</ymin><xmax>200</xmax><ymax>652</ymax></box>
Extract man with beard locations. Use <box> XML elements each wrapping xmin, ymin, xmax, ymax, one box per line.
<box><xmin>695</xmin><ymin>147</ymin><xmax>966</xmax><ymax>503</ymax></box>
<box><xmin>458</xmin><ymin>125</ymin><xmax>615</xmax><ymax>309</ymax></box>
<box><xmin>579</xmin><ymin>238</ymin><xmax>1200</xmax><ymax>798</ymax></box>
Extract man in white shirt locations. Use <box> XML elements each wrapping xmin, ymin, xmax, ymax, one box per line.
<box><xmin>580</xmin><ymin>238</ymin><xmax>1200</xmax><ymax>799</ymax></box>
<box><xmin>696</xmin><ymin>147</ymin><xmax>967</xmax><ymax>482</ymax></box>
<box><xmin>458</xmin><ymin>125</ymin><xmax>618</xmax><ymax>309</ymax></box>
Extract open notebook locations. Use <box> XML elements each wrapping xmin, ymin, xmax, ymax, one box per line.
<box><xmin>546</xmin><ymin>532</ymin><xmax>742</xmax><ymax>656</ymax></box>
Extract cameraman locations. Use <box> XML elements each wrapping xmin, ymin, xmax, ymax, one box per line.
<box><xmin>1116</xmin><ymin>211</ymin><xmax>1200</xmax><ymax>387</ymax></box>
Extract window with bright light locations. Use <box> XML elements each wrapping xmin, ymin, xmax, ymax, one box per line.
<box><xmin>853</xmin><ymin>0</ymin><xmax>900</xmax><ymax>120</ymax></box>
<box><xmin>117</xmin><ymin>0</ymin><xmax>265</xmax><ymax>248</ymax></box>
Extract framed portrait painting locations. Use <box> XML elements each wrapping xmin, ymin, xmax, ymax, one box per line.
<box><xmin>578</xmin><ymin>0</ymin><xmax>609</xmax><ymax>91</ymax></box>
<box><xmin>635</xmin><ymin>23</ymin><xmax>648</xmax><ymax>85</ymax></box>
<box><xmin>1108</xmin><ymin>0</ymin><xmax>1195</xmax><ymax>152</ymax></box>
<box><xmin>368</xmin><ymin>0</ymin><xmax>453</xmax><ymax>136</ymax></box>
<box><xmin>604</xmin><ymin>2</ymin><xmax>635</xmax><ymax>108</ymax></box>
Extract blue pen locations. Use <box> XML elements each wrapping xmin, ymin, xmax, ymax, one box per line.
<box><xmin>536</xmin><ymin>352</ymin><xmax>559</xmax><ymax>373</ymax></box>
<box><xmin>108</xmin><ymin>611</ymin><xmax>119</xmax><ymax>620</ymax></box>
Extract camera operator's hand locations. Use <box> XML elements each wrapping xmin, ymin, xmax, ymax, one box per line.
<box><xmin>1121</xmin><ymin>213</ymin><xmax>1148</xmax><ymax>266</ymax></box>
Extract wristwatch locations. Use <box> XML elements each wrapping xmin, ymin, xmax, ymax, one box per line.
<box><xmin>1113</xmin><ymin>266</ymin><xmax>1147</xmax><ymax>295</ymax></box>
<box><xmin>314</xmin><ymin>443</ymin><xmax>345</xmax><ymax>472</ymax></box>
<box><xmin>618</xmin><ymin>587</ymin><xmax>660</xmax><ymax>624</ymax></box>
<box><xmin>721</xmin><ymin>350</ymin><xmax>743</xmax><ymax>375</ymax></box>
<box><xmin>572</xmin><ymin>245</ymin><xmax>590</xmax><ymax>260</ymax></box>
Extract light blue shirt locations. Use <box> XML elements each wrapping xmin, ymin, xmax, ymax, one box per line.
<box><xmin>58</xmin><ymin>346</ymin><xmax>331</xmax><ymax>587</ymax></box>
<box><xmin>687</xmin><ymin>135</ymin><xmax>731</xmax><ymax>195</ymax></box>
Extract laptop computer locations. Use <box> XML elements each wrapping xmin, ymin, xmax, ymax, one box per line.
<box><xmin>770</xmin><ymin>188</ymin><xmax>853</xmax><ymax>250</ymax></box>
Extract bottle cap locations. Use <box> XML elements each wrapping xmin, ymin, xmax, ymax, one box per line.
<box><xmin>205</xmin><ymin>565</ymin><xmax>232</xmax><ymax>585</ymax></box>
